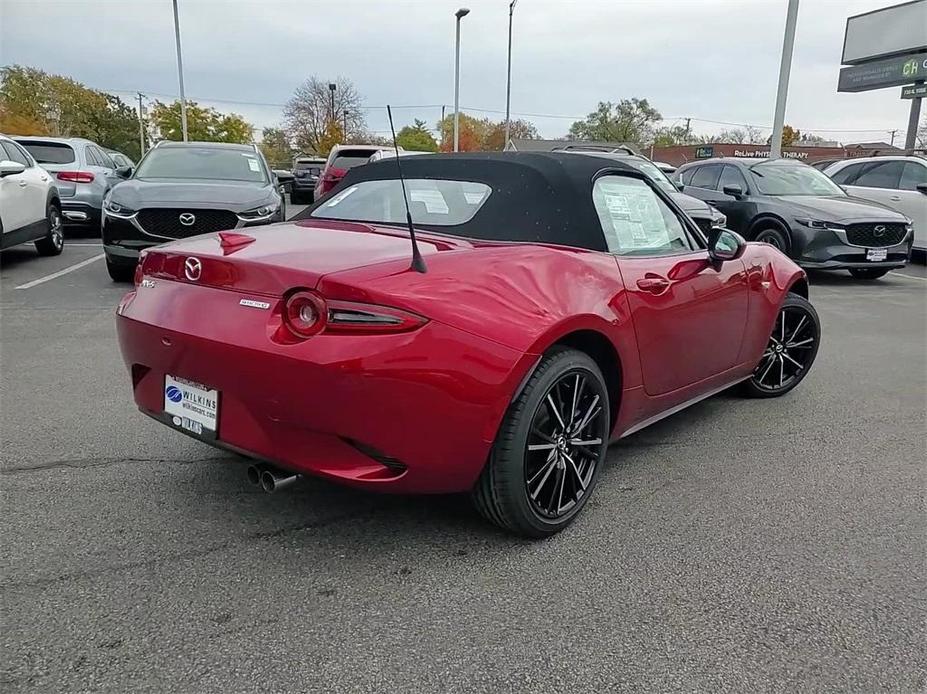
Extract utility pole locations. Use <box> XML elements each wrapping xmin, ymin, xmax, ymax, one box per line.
<box><xmin>684</xmin><ymin>117</ymin><xmax>691</xmax><ymax>143</ymax></box>
<box><xmin>504</xmin><ymin>0</ymin><xmax>517</xmax><ymax>150</ymax></box>
<box><xmin>137</xmin><ymin>92</ymin><xmax>146</xmax><ymax>157</ymax></box>
<box><xmin>769</xmin><ymin>0</ymin><xmax>800</xmax><ymax>158</ymax></box>
<box><xmin>171</xmin><ymin>0</ymin><xmax>189</xmax><ymax>141</ymax></box>
<box><xmin>904</xmin><ymin>80</ymin><xmax>924</xmax><ymax>151</ymax></box>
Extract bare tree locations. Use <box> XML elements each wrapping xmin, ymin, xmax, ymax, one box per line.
<box><xmin>283</xmin><ymin>76</ymin><xmax>367</xmax><ymax>155</ymax></box>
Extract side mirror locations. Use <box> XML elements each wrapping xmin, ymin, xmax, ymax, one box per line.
<box><xmin>672</xmin><ymin>180</ymin><xmax>683</xmax><ymax>191</ymax></box>
<box><xmin>917</xmin><ymin>183</ymin><xmax>927</xmax><ymax>195</ymax></box>
<box><xmin>0</xmin><ymin>160</ymin><xmax>26</xmax><ymax>177</ymax></box>
<box><xmin>722</xmin><ymin>184</ymin><xmax>744</xmax><ymax>198</ymax></box>
<box><xmin>708</xmin><ymin>228</ymin><xmax>746</xmax><ymax>262</ymax></box>
<box><xmin>115</xmin><ymin>166</ymin><xmax>133</xmax><ymax>178</ymax></box>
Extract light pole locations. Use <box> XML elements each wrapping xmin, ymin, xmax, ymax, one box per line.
<box><xmin>137</xmin><ymin>92</ymin><xmax>147</xmax><ymax>156</ymax></box>
<box><xmin>454</xmin><ymin>7</ymin><xmax>470</xmax><ymax>152</ymax></box>
<box><xmin>769</xmin><ymin>0</ymin><xmax>799</xmax><ymax>158</ymax></box>
<box><xmin>504</xmin><ymin>0</ymin><xmax>516</xmax><ymax>150</ymax></box>
<box><xmin>328</xmin><ymin>83</ymin><xmax>337</xmax><ymax>122</ymax></box>
<box><xmin>171</xmin><ymin>0</ymin><xmax>188</xmax><ymax>141</ymax></box>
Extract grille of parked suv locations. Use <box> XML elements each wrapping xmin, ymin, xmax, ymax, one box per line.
<box><xmin>845</xmin><ymin>222</ymin><xmax>908</xmax><ymax>248</ymax></box>
<box><xmin>137</xmin><ymin>208</ymin><xmax>239</xmax><ymax>238</ymax></box>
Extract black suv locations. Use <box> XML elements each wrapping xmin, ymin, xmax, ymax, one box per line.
<box><xmin>675</xmin><ymin>157</ymin><xmax>913</xmax><ymax>280</ymax></box>
<box><xmin>102</xmin><ymin>141</ymin><xmax>285</xmax><ymax>281</ymax></box>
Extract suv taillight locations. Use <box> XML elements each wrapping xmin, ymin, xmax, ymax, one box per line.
<box><xmin>57</xmin><ymin>171</ymin><xmax>95</xmax><ymax>183</ymax></box>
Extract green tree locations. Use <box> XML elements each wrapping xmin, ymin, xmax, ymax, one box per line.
<box><xmin>259</xmin><ymin>127</ymin><xmax>293</xmax><ymax>167</ymax></box>
<box><xmin>0</xmin><ymin>64</ymin><xmax>142</xmax><ymax>158</ymax></box>
<box><xmin>149</xmin><ymin>100</ymin><xmax>253</xmax><ymax>144</ymax></box>
<box><xmin>568</xmin><ymin>99</ymin><xmax>661</xmax><ymax>144</ymax></box>
<box><xmin>395</xmin><ymin>119</ymin><xmax>438</xmax><ymax>152</ymax></box>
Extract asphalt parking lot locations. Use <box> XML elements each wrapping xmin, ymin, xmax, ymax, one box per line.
<box><xmin>1</xmin><ymin>203</ymin><xmax>925</xmax><ymax>692</ymax></box>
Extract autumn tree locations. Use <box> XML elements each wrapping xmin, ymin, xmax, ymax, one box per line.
<box><xmin>768</xmin><ymin>124</ymin><xmax>801</xmax><ymax>147</ymax></box>
<box><xmin>148</xmin><ymin>100</ymin><xmax>253</xmax><ymax>144</ymax></box>
<box><xmin>568</xmin><ymin>99</ymin><xmax>661</xmax><ymax>144</ymax></box>
<box><xmin>483</xmin><ymin>118</ymin><xmax>540</xmax><ymax>150</ymax></box>
<box><xmin>283</xmin><ymin>76</ymin><xmax>366</xmax><ymax>154</ymax></box>
<box><xmin>395</xmin><ymin>119</ymin><xmax>438</xmax><ymax>152</ymax></box>
<box><xmin>435</xmin><ymin>113</ymin><xmax>492</xmax><ymax>151</ymax></box>
<box><xmin>259</xmin><ymin>127</ymin><xmax>293</xmax><ymax>167</ymax></box>
<box><xmin>0</xmin><ymin>65</ymin><xmax>141</xmax><ymax>158</ymax></box>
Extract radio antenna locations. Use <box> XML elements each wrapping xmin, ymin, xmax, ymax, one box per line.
<box><xmin>387</xmin><ymin>105</ymin><xmax>427</xmax><ymax>273</ymax></box>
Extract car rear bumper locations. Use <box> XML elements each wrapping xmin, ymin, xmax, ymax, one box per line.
<box><xmin>61</xmin><ymin>201</ymin><xmax>101</xmax><ymax>226</ymax></box>
<box><xmin>115</xmin><ymin>281</ymin><xmax>531</xmax><ymax>494</ymax></box>
<box><xmin>291</xmin><ymin>178</ymin><xmax>317</xmax><ymax>192</ymax></box>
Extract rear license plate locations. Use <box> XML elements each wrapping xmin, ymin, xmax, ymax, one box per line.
<box><xmin>164</xmin><ymin>375</ymin><xmax>219</xmax><ymax>433</ymax></box>
<box><xmin>866</xmin><ymin>248</ymin><xmax>888</xmax><ymax>262</ymax></box>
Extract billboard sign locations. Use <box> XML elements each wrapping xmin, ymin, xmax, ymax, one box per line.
<box><xmin>838</xmin><ymin>52</ymin><xmax>927</xmax><ymax>92</ymax></box>
<box><xmin>842</xmin><ymin>0</ymin><xmax>927</xmax><ymax>65</ymax></box>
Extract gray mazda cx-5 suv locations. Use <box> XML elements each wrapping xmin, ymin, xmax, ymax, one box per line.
<box><xmin>102</xmin><ymin>141</ymin><xmax>285</xmax><ymax>281</ymax></box>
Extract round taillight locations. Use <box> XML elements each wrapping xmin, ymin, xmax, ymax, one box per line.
<box><xmin>284</xmin><ymin>291</ymin><xmax>327</xmax><ymax>337</ymax></box>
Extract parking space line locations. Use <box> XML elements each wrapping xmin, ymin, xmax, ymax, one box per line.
<box><xmin>890</xmin><ymin>272</ymin><xmax>927</xmax><ymax>282</ymax></box>
<box><xmin>66</xmin><ymin>243</ymin><xmax>104</xmax><ymax>247</ymax></box>
<box><xmin>15</xmin><ymin>254</ymin><xmax>105</xmax><ymax>290</ymax></box>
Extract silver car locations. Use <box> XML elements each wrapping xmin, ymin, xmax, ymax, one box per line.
<box><xmin>14</xmin><ymin>136</ymin><xmax>123</xmax><ymax>230</ymax></box>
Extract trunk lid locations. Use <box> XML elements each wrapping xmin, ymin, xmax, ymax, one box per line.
<box><xmin>140</xmin><ymin>219</ymin><xmax>459</xmax><ymax>297</ymax></box>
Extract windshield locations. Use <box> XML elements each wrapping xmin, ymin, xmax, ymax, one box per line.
<box><xmin>134</xmin><ymin>147</ymin><xmax>268</xmax><ymax>183</ymax></box>
<box><xmin>18</xmin><ymin>141</ymin><xmax>75</xmax><ymax>164</ymax></box>
<box><xmin>750</xmin><ymin>160</ymin><xmax>845</xmax><ymax>196</ymax></box>
<box><xmin>311</xmin><ymin>178</ymin><xmax>492</xmax><ymax>226</ymax></box>
<box><xmin>622</xmin><ymin>159</ymin><xmax>677</xmax><ymax>194</ymax></box>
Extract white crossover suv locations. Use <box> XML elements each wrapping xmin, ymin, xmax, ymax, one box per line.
<box><xmin>0</xmin><ymin>133</ymin><xmax>64</xmax><ymax>256</ymax></box>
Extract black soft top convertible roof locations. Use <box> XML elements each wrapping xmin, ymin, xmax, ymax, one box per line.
<box><xmin>303</xmin><ymin>151</ymin><xmax>648</xmax><ymax>252</ymax></box>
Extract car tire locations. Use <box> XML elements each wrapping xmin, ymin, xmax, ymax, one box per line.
<box><xmin>106</xmin><ymin>255</ymin><xmax>136</xmax><ymax>283</ymax></box>
<box><xmin>849</xmin><ymin>268</ymin><xmax>890</xmax><ymax>280</ymax></box>
<box><xmin>34</xmin><ymin>203</ymin><xmax>64</xmax><ymax>256</ymax></box>
<box><xmin>741</xmin><ymin>293</ymin><xmax>820</xmax><ymax>399</ymax></box>
<box><xmin>472</xmin><ymin>346</ymin><xmax>610</xmax><ymax>538</ymax></box>
<box><xmin>754</xmin><ymin>227</ymin><xmax>790</xmax><ymax>255</ymax></box>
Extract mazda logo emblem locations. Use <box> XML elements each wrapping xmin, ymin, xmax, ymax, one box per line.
<box><xmin>184</xmin><ymin>257</ymin><xmax>202</xmax><ymax>281</ymax></box>
<box><xmin>873</xmin><ymin>225</ymin><xmax>886</xmax><ymax>237</ymax></box>
<box><xmin>179</xmin><ymin>212</ymin><xmax>196</xmax><ymax>226</ymax></box>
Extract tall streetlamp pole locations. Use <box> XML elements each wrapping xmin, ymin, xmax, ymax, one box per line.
<box><xmin>454</xmin><ymin>8</ymin><xmax>470</xmax><ymax>152</ymax></box>
<box><xmin>171</xmin><ymin>0</ymin><xmax>188</xmax><ymax>141</ymax></box>
<box><xmin>137</xmin><ymin>92</ymin><xmax>147</xmax><ymax>156</ymax></box>
<box><xmin>504</xmin><ymin>0</ymin><xmax>517</xmax><ymax>150</ymax></box>
<box><xmin>769</xmin><ymin>0</ymin><xmax>799</xmax><ymax>159</ymax></box>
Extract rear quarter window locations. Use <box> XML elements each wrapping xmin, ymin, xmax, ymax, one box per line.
<box><xmin>17</xmin><ymin>141</ymin><xmax>76</xmax><ymax>164</ymax></box>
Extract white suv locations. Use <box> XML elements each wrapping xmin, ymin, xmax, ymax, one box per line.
<box><xmin>0</xmin><ymin>133</ymin><xmax>64</xmax><ymax>256</ymax></box>
<box><xmin>824</xmin><ymin>156</ymin><xmax>927</xmax><ymax>253</ymax></box>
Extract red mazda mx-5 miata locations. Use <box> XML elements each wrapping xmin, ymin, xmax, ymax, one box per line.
<box><xmin>116</xmin><ymin>152</ymin><xmax>820</xmax><ymax>537</ymax></box>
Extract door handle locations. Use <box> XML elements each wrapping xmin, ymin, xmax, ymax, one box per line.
<box><xmin>18</xmin><ymin>180</ymin><xmax>28</xmax><ymax>187</ymax></box>
<box><xmin>889</xmin><ymin>195</ymin><xmax>901</xmax><ymax>202</ymax></box>
<box><xmin>636</xmin><ymin>276</ymin><xmax>671</xmax><ymax>293</ymax></box>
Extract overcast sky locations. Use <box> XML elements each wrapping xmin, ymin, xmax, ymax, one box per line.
<box><xmin>0</xmin><ymin>0</ymin><xmax>918</xmax><ymax>145</ymax></box>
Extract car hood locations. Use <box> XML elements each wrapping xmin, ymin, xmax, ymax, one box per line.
<box><xmin>667</xmin><ymin>191</ymin><xmax>711</xmax><ymax>217</ymax></box>
<box><xmin>776</xmin><ymin>195</ymin><xmax>910</xmax><ymax>223</ymax></box>
<box><xmin>110</xmin><ymin>179</ymin><xmax>275</xmax><ymax>210</ymax></box>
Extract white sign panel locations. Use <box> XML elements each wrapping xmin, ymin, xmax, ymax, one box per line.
<box><xmin>842</xmin><ymin>0</ymin><xmax>927</xmax><ymax>65</ymax></box>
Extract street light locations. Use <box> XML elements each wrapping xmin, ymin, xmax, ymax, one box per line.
<box><xmin>769</xmin><ymin>0</ymin><xmax>799</xmax><ymax>158</ymax></box>
<box><xmin>454</xmin><ymin>7</ymin><xmax>470</xmax><ymax>152</ymax></box>
<box><xmin>328</xmin><ymin>83</ymin><xmax>337</xmax><ymax>122</ymax></box>
<box><xmin>172</xmin><ymin>0</ymin><xmax>188</xmax><ymax>141</ymax></box>
<box><xmin>504</xmin><ymin>0</ymin><xmax>517</xmax><ymax>150</ymax></box>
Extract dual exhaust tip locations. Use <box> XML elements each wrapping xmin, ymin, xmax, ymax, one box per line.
<box><xmin>247</xmin><ymin>463</ymin><xmax>300</xmax><ymax>493</ymax></box>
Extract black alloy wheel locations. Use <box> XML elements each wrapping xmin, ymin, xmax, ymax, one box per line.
<box><xmin>754</xmin><ymin>228</ymin><xmax>789</xmax><ymax>254</ymax></box>
<box><xmin>849</xmin><ymin>268</ymin><xmax>890</xmax><ymax>280</ymax></box>
<box><xmin>35</xmin><ymin>203</ymin><xmax>64</xmax><ymax>256</ymax></box>
<box><xmin>472</xmin><ymin>347</ymin><xmax>610</xmax><ymax>537</ymax></box>
<box><xmin>742</xmin><ymin>293</ymin><xmax>820</xmax><ymax>398</ymax></box>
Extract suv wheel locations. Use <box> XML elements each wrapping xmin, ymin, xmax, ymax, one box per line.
<box><xmin>754</xmin><ymin>227</ymin><xmax>790</xmax><ymax>255</ymax></box>
<box><xmin>106</xmin><ymin>255</ymin><xmax>136</xmax><ymax>283</ymax></box>
<box><xmin>34</xmin><ymin>203</ymin><xmax>64</xmax><ymax>256</ymax></box>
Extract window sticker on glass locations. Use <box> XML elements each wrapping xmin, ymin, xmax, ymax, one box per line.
<box><xmin>595</xmin><ymin>178</ymin><xmax>670</xmax><ymax>251</ymax></box>
<box><xmin>246</xmin><ymin>157</ymin><xmax>260</xmax><ymax>172</ymax></box>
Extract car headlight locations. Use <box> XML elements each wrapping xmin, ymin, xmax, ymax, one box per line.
<box><xmin>104</xmin><ymin>199</ymin><xmax>136</xmax><ymax>217</ymax></box>
<box><xmin>238</xmin><ymin>202</ymin><xmax>280</xmax><ymax>220</ymax></box>
<box><xmin>796</xmin><ymin>218</ymin><xmax>845</xmax><ymax>231</ymax></box>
